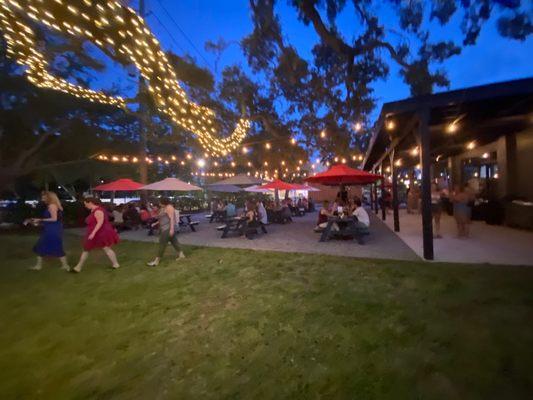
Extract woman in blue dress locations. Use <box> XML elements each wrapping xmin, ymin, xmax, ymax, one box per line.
<box><xmin>28</xmin><ymin>191</ymin><xmax>69</xmax><ymax>271</ymax></box>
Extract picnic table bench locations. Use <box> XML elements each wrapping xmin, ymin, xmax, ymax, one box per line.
<box><xmin>179</xmin><ymin>214</ymin><xmax>199</xmax><ymax>232</ymax></box>
<box><xmin>219</xmin><ymin>217</ymin><xmax>267</xmax><ymax>239</ymax></box>
<box><xmin>206</xmin><ymin>210</ymin><xmax>227</xmax><ymax>223</ymax></box>
<box><xmin>319</xmin><ymin>216</ymin><xmax>369</xmax><ymax>244</ymax></box>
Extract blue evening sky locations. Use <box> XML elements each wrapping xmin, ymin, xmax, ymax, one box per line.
<box><xmin>101</xmin><ymin>1</ymin><xmax>533</xmax><ymax>122</ymax></box>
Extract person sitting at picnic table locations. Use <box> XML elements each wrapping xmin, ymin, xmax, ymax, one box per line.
<box><xmin>314</xmin><ymin>200</ymin><xmax>333</xmax><ymax>232</ymax></box>
<box><xmin>302</xmin><ymin>197</ymin><xmax>309</xmax><ymax>212</ymax></box>
<box><xmin>139</xmin><ymin>205</ymin><xmax>151</xmax><ymax>224</ymax></box>
<box><xmin>122</xmin><ymin>203</ymin><xmax>141</xmax><ymax>230</ymax></box>
<box><xmin>280</xmin><ymin>199</ymin><xmax>293</xmax><ymax>223</ymax></box>
<box><xmin>111</xmin><ymin>205</ymin><xmax>126</xmax><ymax>231</ymax></box>
<box><xmin>224</xmin><ymin>200</ymin><xmax>236</xmax><ymax>218</ymax></box>
<box><xmin>352</xmin><ymin>198</ymin><xmax>370</xmax><ymax>229</ymax></box>
<box><xmin>242</xmin><ymin>200</ymin><xmax>261</xmax><ymax>238</ymax></box>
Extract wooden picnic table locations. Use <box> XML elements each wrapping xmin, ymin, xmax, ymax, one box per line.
<box><xmin>219</xmin><ymin>216</ymin><xmax>267</xmax><ymax>239</ymax></box>
<box><xmin>207</xmin><ymin>210</ymin><xmax>226</xmax><ymax>223</ymax></box>
<box><xmin>319</xmin><ymin>215</ymin><xmax>369</xmax><ymax>244</ymax></box>
<box><xmin>179</xmin><ymin>213</ymin><xmax>199</xmax><ymax>232</ymax></box>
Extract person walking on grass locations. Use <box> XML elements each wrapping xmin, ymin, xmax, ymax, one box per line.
<box><xmin>27</xmin><ymin>191</ymin><xmax>69</xmax><ymax>271</ymax></box>
<box><xmin>147</xmin><ymin>198</ymin><xmax>185</xmax><ymax>267</ymax></box>
<box><xmin>72</xmin><ymin>197</ymin><xmax>120</xmax><ymax>273</ymax></box>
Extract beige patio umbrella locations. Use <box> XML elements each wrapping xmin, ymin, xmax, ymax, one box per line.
<box><xmin>210</xmin><ymin>174</ymin><xmax>263</xmax><ymax>186</ymax></box>
<box><xmin>140</xmin><ymin>177</ymin><xmax>202</xmax><ymax>191</ymax></box>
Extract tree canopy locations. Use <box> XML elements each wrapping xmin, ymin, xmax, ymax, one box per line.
<box><xmin>0</xmin><ymin>0</ymin><xmax>531</xmax><ymax>194</ymax></box>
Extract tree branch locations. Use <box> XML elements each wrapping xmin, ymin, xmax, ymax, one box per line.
<box><xmin>13</xmin><ymin>130</ymin><xmax>52</xmax><ymax>170</ymax></box>
<box><xmin>298</xmin><ymin>0</ymin><xmax>410</xmax><ymax>68</ymax></box>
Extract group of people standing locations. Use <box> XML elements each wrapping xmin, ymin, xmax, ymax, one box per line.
<box><xmin>412</xmin><ymin>182</ymin><xmax>476</xmax><ymax>239</ymax></box>
<box><xmin>28</xmin><ymin>192</ymin><xmax>185</xmax><ymax>272</ymax></box>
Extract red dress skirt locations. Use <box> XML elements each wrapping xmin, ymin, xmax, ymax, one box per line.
<box><xmin>83</xmin><ymin>207</ymin><xmax>120</xmax><ymax>251</ymax></box>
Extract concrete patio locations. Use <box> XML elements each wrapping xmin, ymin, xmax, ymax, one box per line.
<box><xmin>379</xmin><ymin>209</ymin><xmax>533</xmax><ymax>266</ymax></box>
<box><xmin>69</xmin><ymin>211</ymin><xmax>420</xmax><ymax>262</ymax></box>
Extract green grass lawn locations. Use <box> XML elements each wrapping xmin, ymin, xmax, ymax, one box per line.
<box><xmin>1</xmin><ymin>234</ymin><xmax>532</xmax><ymax>399</ymax></box>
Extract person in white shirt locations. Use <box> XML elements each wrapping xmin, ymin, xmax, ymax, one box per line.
<box><xmin>257</xmin><ymin>201</ymin><xmax>268</xmax><ymax>224</ymax></box>
<box><xmin>352</xmin><ymin>199</ymin><xmax>370</xmax><ymax>228</ymax></box>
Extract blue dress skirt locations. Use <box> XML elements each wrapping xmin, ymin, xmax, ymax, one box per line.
<box><xmin>33</xmin><ymin>209</ymin><xmax>66</xmax><ymax>257</ymax></box>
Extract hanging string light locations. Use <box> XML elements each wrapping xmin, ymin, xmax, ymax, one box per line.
<box><xmin>0</xmin><ymin>0</ymin><xmax>250</xmax><ymax>156</ymax></box>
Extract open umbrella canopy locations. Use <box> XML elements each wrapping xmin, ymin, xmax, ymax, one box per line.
<box><xmin>94</xmin><ymin>178</ymin><xmax>144</xmax><ymax>191</ymax></box>
<box><xmin>205</xmin><ymin>184</ymin><xmax>243</xmax><ymax>193</ymax></box>
<box><xmin>259</xmin><ymin>179</ymin><xmax>301</xmax><ymax>191</ymax></box>
<box><xmin>244</xmin><ymin>185</ymin><xmax>270</xmax><ymax>193</ymax></box>
<box><xmin>291</xmin><ymin>183</ymin><xmax>321</xmax><ymax>192</ymax></box>
<box><xmin>306</xmin><ymin>164</ymin><xmax>382</xmax><ymax>186</ymax></box>
<box><xmin>141</xmin><ymin>177</ymin><xmax>202</xmax><ymax>191</ymax></box>
<box><xmin>210</xmin><ymin>174</ymin><xmax>263</xmax><ymax>186</ymax></box>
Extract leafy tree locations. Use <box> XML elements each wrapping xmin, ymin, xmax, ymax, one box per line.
<box><xmin>0</xmin><ymin>34</ymin><xmax>137</xmax><ymax>195</ymax></box>
<box><xmin>228</xmin><ymin>0</ymin><xmax>533</xmax><ymax>161</ymax></box>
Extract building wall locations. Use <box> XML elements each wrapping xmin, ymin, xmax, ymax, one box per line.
<box><xmin>447</xmin><ymin>128</ymin><xmax>533</xmax><ymax>201</ymax></box>
<box><xmin>515</xmin><ymin>128</ymin><xmax>533</xmax><ymax>201</ymax></box>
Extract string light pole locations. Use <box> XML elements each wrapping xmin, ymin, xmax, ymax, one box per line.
<box><xmin>138</xmin><ymin>0</ymin><xmax>148</xmax><ymax>185</ymax></box>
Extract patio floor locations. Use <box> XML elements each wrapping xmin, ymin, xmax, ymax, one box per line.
<box><xmin>69</xmin><ymin>211</ymin><xmax>419</xmax><ymax>262</ymax></box>
<box><xmin>380</xmin><ymin>209</ymin><xmax>533</xmax><ymax>266</ymax></box>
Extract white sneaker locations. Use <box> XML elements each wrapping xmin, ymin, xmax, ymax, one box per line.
<box><xmin>111</xmin><ymin>264</ymin><xmax>120</xmax><ymax>269</ymax></box>
<box><xmin>147</xmin><ymin>260</ymin><xmax>159</xmax><ymax>267</ymax></box>
<box><xmin>176</xmin><ymin>252</ymin><xmax>186</xmax><ymax>260</ymax></box>
<box><xmin>60</xmin><ymin>264</ymin><xmax>70</xmax><ymax>271</ymax></box>
<box><xmin>28</xmin><ymin>265</ymin><xmax>41</xmax><ymax>271</ymax></box>
<box><xmin>72</xmin><ymin>265</ymin><xmax>82</xmax><ymax>273</ymax></box>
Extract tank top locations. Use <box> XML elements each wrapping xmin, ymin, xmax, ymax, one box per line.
<box><xmin>158</xmin><ymin>208</ymin><xmax>172</xmax><ymax>231</ymax></box>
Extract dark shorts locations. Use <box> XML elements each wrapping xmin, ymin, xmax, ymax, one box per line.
<box><xmin>431</xmin><ymin>203</ymin><xmax>442</xmax><ymax>214</ymax></box>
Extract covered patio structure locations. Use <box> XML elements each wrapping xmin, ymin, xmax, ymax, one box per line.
<box><xmin>364</xmin><ymin>77</ymin><xmax>533</xmax><ymax>260</ymax></box>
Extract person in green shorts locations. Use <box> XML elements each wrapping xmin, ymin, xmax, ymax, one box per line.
<box><xmin>147</xmin><ymin>197</ymin><xmax>185</xmax><ymax>266</ymax></box>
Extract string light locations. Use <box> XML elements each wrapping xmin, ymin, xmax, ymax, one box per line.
<box><xmin>447</xmin><ymin>122</ymin><xmax>458</xmax><ymax>133</ymax></box>
<box><xmin>386</xmin><ymin>120</ymin><xmax>395</xmax><ymax>130</ymax></box>
<box><xmin>0</xmin><ymin>0</ymin><xmax>250</xmax><ymax>156</ymax></box>
<box><xmin>467</xmin><ymin>141</ymin><xmax>476</xmax><ymax>150</ymax></box>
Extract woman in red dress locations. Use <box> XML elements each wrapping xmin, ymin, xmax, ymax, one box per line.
<box><xmin>73</xmin><ymin>197</ymin><xmax>120</xmax><ymax>273</ymax></box>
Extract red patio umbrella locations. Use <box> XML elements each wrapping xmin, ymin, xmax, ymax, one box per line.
<box><xmin>94</xmin><ymin>178</ymin><xmax>144</xmax><ymax>191</ymax></box>
<box><xmin>305</xmin><ymin>164</ymin><xmax>382</xmax><ymax>186</ymax></box>
<box><xmin>259</xmin><ymin>179</ymin><xmax>301</xmax><ymax>191</ymax></box>
<box><xmin>257</xmin><ymin>179</ymin><xmax>301</xmax><ymax>201</ymax></box>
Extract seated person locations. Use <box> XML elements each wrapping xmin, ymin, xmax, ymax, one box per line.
<box><xmin>123</xmin><ymin>203</ymin><xmax>141</xmax><ymax>230</ymax></box>
<box><xmin>224</xmin><ymin>201</ymin><xmax>236</xmax><ymax>218</ymax></box>
<box><xmin>314</xmin><ymin>200</ymin><xmax>333</xmax><ymax>231</ymax></box>
<box><xmin>280</xmin><ymin>200</ymin><xmax>293</xmax><ymax>223</ymax></box>
<box><xmin>111</xmin><ymin>205</ymin><xmax>125</xmax><ymax>230</ymax></box>
<box><xmin>147</xmin><ymin>204</ymin><xmax>160</xmax><ymax>236</ymax></box>
<box><xmin>352</xmin><ymin>198</ymin><xmax>370</xmax><ymax>229</ymax></box>
<box><xmin>302</xmin><ymin>197</ymin><xmax>309</xmax><ymax>211</ymax></box>
<box><xmin>140</xmin><ymin>205</ymin><xmax>151</xmax><ymax>224</ymax></box>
